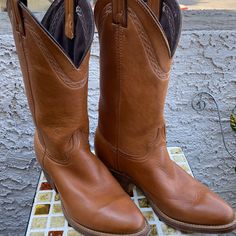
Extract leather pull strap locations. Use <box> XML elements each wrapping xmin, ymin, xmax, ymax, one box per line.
<box><xmin>112</xmin><ymin>0</ymin><xmax>127</xmax><ymax>27</ymax></box>
<box><xmin>8</xmin><ymin>0</ymin><xmax>26</xmax><ymax>35</ymax></box>
<box><xmin>147</xmin><ymin>0</ymin><xmax>162</xmax><ymax>19</ymax></box>
<box><xmin>65</xmin><ymin>0</ymin><xmax>74</xmax><ymax>39</ymax></box>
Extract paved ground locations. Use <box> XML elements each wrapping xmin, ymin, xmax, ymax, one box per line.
<box><xmin>179</xmin><ymin>0</ymin><xmax>236</xmax><ymax>10</ymax></box>
<box><xmin>0</xmin><ymin>0</ymin><xmax>236</xmax><ymax>11</ymax></box>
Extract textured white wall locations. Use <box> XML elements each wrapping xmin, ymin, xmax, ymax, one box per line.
<box><xmin>0</xmin><ymin>16</ymin><xmax>236</xmax><ymax>235</ymax></box>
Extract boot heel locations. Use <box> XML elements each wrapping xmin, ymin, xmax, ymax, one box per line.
<box><xmin>110</xmin><ymin>170</ymin><xmax>134</xmax><ymax>196</ymax></box>
<box><xmin>42</xmin><ymin>170</ymin><xmax>58</xmax><ymax>193</ymax></box>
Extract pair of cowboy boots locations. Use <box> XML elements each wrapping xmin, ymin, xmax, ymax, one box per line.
<box><xmin>7</xmin><ymin>0</ymin><xmax>236</xmax><ymax>235</ymax></box>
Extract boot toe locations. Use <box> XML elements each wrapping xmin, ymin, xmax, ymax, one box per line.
<box><xmin>205</xmin><ymin>192</ymin><xmax>235</xmax><ymax>225</ymax></box>
<box><xmin>194</xmin><ymin>190</ymin><xmax>235</xmax><ymax>226</ymax></box>
<box><xmin>95</xmin><ymin>195</ymin><xmax>148</xmax><ymax>234</ymax></box>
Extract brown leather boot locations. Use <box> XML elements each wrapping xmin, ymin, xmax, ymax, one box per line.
<box><xmin>7</xmin><ymin>0</ymin><xmax>150</xmax><ymax>235</ymax></box>
<box><xmin>94</xmin><ymin>0</ymin><xmax>236</xmax><ymax>233</ymax></box>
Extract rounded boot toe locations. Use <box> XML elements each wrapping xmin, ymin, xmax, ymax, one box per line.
<box><xmin>196</xmin><ymin>191</ymin><xmax>235</xmax><ymax>226</ymax></box>
<box><xmin>95</xmin><ymin>195</ymin><xmax>148</xmax><ymax>235</ymax></box>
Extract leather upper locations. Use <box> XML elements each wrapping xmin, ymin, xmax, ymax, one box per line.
<box><xmin>7</xmin><ymin>0</ymin><xmax>148</xmax><ymax>233</ymax></box>
<box><xmin>94</xmin><ymin>0</ymin><xmax>235</xmax><ymax>227</ymax></box>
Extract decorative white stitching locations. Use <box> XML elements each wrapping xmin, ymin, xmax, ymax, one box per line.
<box><xmin>26</xmin><ymin>23</ymin><xmax>87</xmax><ymax>89</ymax></box>
<box><xmin>98</xmin><ymin>4</ymin><xmax>112</xmax><ymax>31</ymax></box>
<box><xmin>129</xmin><ymin>8</ymin><xmax>170</xmax><ymax>80</ymax></box>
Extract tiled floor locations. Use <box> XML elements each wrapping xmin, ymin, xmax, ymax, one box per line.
<box><xmin>25</xmin><ymin>147</ymin><xmax>208</xmax><ymax>236</ymax></box>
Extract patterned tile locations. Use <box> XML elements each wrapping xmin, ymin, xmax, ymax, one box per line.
<box><xmin>34</xmin><ymin>204</ymin><xmax>50</xmax><ymax>215</ymax></box>
<box><xmin>26</xmin><ymin>147</ymin><xmax>214</xmax><ymax>236</ymax></box>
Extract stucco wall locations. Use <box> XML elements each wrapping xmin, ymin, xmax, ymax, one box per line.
<box><xmin>0</xmin><ymin>11</ymin><xmax>236</xmax><ymax>235</ymax></box>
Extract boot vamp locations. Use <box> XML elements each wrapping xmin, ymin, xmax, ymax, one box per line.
<box><xmin>119</xmin><ymin>143</ymin><xmax>235</xmax><ymax>226</ymax></box>
<box><xmin>36</xmin><ymin>135</ymin><xmax>146</xmax><ymax>234</ymax></box>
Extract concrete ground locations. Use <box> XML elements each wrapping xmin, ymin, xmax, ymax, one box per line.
<box><xmin>179</xmin><ymin>0</ymin><xmax>236</xmax><ymax>10</ymax></box>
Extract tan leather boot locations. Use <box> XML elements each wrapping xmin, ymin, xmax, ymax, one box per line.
<box><xmin>94</xmin><ymin>0</ymin><xmax>236</xmax><ymax>233</ymax></box>
<box><xmin>7</xmin><ymin>0</ymin><xmax>150</xmax><ymax>235</ymax></box>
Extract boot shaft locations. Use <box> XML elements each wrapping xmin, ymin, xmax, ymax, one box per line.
<box><xmin>95</xmin><ymin>0</ymin><xmax>182</xmax><ymax>156</ymax></box>
<box><xmin>7</xmin><ymin>0</ymin><xmax>94</xmax><ymax>160</ymax></box>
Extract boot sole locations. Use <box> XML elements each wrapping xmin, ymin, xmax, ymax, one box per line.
<box><xmin>110</xmin><ymin>169</ymin><xmax>236</xmax><ymax>234</ymax></box>
<box><xmin>42</xmin><ymin>170</ymin><xmax>151</xmax><ymax>236</ymax></box>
